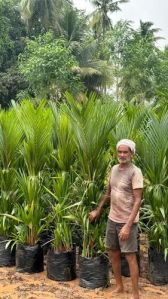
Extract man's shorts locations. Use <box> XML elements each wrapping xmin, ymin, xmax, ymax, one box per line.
<box><xmin>105</xmin><ymin>218</ymin><xmax>138</xmax><ymax>253</ymax></box>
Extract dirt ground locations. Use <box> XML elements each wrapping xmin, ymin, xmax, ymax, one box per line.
<box><xmin>0</xmin><ymin>266</ymin><xmax>168</xmax><ymax>299</ymax></box>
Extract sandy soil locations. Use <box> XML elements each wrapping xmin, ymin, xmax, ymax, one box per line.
<box><xmin>0</xmin><ymin>267</ymin><xmax>168</xmax><ymax>299</ymax></box>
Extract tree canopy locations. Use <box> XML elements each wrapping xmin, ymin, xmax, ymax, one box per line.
<box><xmin>0</xmin><ymin>0</ymin><xmax>168</xmax><ymax>106</ymax></box>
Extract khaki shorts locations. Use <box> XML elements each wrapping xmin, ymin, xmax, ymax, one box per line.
<box><xmin>105</xmin><ymin>218</ymin><xmax>138</xmax><ymax>253</ymax></box>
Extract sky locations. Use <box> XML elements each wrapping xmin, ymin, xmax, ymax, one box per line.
<box><xmin>72</xmin><ymin>0</ymin><xmax>168</xmax><ymax>49</ymax></box>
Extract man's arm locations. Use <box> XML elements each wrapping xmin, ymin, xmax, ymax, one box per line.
<box><xmin>89</xmin><ymin>184</ymin><xmax>111</xmax><ymax>221</ymax></box>
<box><xmin>119</xmin><ymin>188</ymin><xmax>142</xmax><ymax>241</ymax></box>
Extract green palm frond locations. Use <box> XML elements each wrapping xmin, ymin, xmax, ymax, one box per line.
<box><xmin>139</xmin><ymin>111</ymin><xmax>168</xmax><ymax>185</ymax></box>
<box><xmin>49</xmin><ymin>102</ymin><xmax>75</xmax><ymax>172</ymax></box>
<box><xmin>0</xmin><ymin>109</ymin><xmax>23</xmax><ymax>169</ymax></box>
<box><xmin>64</xmin><ymin>92</ymin><xmax>122</xmax><ymax>181</ymax></box>
<box><xmin>20</xmin><ymin>0</ymin><xmax>63</xmax><ymax>32</ymax></box>
<box><xmin>2</xmin><ymin>200</ymin><xmax>45</xmax><ymax>245</ymax></box>
<box><xmin>109</xmin><ymin>101</ymin><xmax>148</xmax><ymax>149</ymax></box>
<box><xmin>13</xmin><ymin>100</ymin><xmax>53</xmax><ymax>175</ymax></box>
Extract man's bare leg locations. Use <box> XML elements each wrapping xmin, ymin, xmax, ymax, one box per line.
<box><xmin>108</xmin><ymin>249</ymin><xmax>124</xmax><ymax>293</ymax></box>
<box><xmin>125</xmin><ymin>253</ymin><xmax>139</xmax><ymax>299</ymax></box>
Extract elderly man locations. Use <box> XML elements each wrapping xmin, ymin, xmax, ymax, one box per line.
<box><xmin>89</xmin><ymin>139</ymin><xmax>143</xmax><ymax>299</ymax></box>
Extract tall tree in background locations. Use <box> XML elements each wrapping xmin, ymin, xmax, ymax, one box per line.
<box><xmin>89</xmin><ymin>0</ymin><xmax>129</xmax><ymax>38</ymax></box>
<box><xmin>59</xmin><ymin>5</ymin><xmax>87</xmax><ymax>45</ymax></box>
<box><xmin>139</xmin><ymin>20</ymin><xmax>161</xmax><ymax>42</ymax></box>
<box><xmin>154</xmin><ymin>47</ymin><xmax>168</xmax><ymax>105</ymax></box>
<box><xmin>19</xmin><ymin>0</ymin><xmax>67</xmax><ymax>34</ymax></box>
<box><xmin>119</xmin><ymin>21</ymin><xmax>160</xmax><ymax>103</ymax></box>
<box><xmin>0</xmin><ymin>0</ymin><xmax>26</xmax><ymax>108</ymax></box>
<box><xmin>0</xmin><ymin>0</ymin><xmax>26</xmax><ymax>71</ymax></box>
<box><xmin>19</xmin><ymin>32</ymin><xmax>83</xmax><ymax>99</ymax></box>
<box><xmin>105</xmin><ymin>20</ymin><xmax>133</xmax><ymax>99</ymax></box>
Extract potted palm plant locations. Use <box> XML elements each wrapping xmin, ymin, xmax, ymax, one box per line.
<box><xmin>76</xmin><ymin>207</ymin><xmax>109</xmax><ymax>289</ymax></box>
<box><xmin>139</xmin><ymin>110</ymin><xmax>168</xmax><ymax>285</ymax></box>
<box><xmin>0</xmin><ymin>109</ymin><xmax>23</xmax><ymax>266</ymax></box>
<box><xmin>0</xmin><ymin>168</ymin><xmax>18</xmax><ymax>266</ymax></box>
<box><xmin>45</xmin><ymin>171</ymin><xmax>81</xmax><ymax>281</ymax></box>
<box><xmin>3</xmin><ymin>100</ymin><xmax>53</xmax><ymax>273</ymax></box>
<box><xmin>4</xmin><ymin>173</ymin><xmax>46</xmax><ymax>273</ymax></box>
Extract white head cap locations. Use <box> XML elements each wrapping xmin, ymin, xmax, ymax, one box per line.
<box><xmin>116</xmin><ymin>139</ymin><xmax>136</xmax><ymax>154</ymax></box>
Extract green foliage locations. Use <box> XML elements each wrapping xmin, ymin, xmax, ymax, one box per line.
<box><xmin>1</xmin><ymin>96</ymin><xmax>168</xmax><ymax>256</ymax></box>
<box><xmin>3</xmin><ymin>171</ymin><xmax>46</xmax><ymax>245</ymax></box>
<box><xmin>0</xmin><ymin>0</ymin><xmax>26</xmax><ymax>107</ymax></box>
<box><xmin>0</xmin><ymin>67</ymin><xmax>27</xmax><ymax>108</ymax></box>
<box><xmin>89</xmin><ymin>0</ymin><xmax>129</xmax><ymax>38</ymax></box>
<box><xmin>141</xmin><ymin>189</ymin><xmax>168</xmax><ymax>260</ymax></box>
<box><xmin>0</xmin><ymin>168</ymin><xmax>18</xmax><ymax>236</ymax></box>
<box><xmin>139</xmin><ymin>110</ymin><xmax>168</xmax><ymax>257</ymax></box>
<box><xmin>4</xmin><ymin>201</ymin><xmax>45</xmax><ymax>245</ymax></box>
<box><xmin>110</xmin><ymin>101</ymin><xmax>148</xmax><ymax>148</ymax></box>
<box><xmin>74</xmin><ymin>35</ymin><xmax>113</xmax><ymax>92</ymax></box>
<box><xmin>139</xmin><ymin>111</ymin><xmax>168</xmax><ymax>183</ymax></box>
<box><xmin>49</xmin><ymin>102</ymin><xmax>76</xmax><ymax>172</ymax></box>
<box><xmin>0</xmin><ymin>109</ymin><xmax>23</xmax><ymax>168</ymax></box>
<box><xmin>60</xmin><ymin>5</ymin><xmax>87</xmax><ymax>44</ymax></box>
<box><xmin>19</xmin><ymin>0</ymin><xmax>63</xmax><ymax>34</ymax></box>
<box><xmin>119</xmin><ymin>22</ymin><xmax>160</xmax><ymax>102</ymax></box>
<box><xmin>75</xmin><ymin>207</ymin><xmax>106</xmax><ymax>257</ymax></box>
<box><xmin>155</xmin><ymin>48</ymin><xmax>168</xmax><ymax>98</ymax></box>
<box><xmin>0</xmin><ymin>0</ymin><xmax>26</xmax><ymax>71</ymax></box>
<box><xmin>0</xmin><ymin>107</ymin><xmax>23</xmax><ymax>236</ymax></box>
<box><xmin>13</xmin><ymin>100</ymin><xmax>53</xmax><ymax>175</ymax></box>
<box><xmin>45</xmin><ymin>171</ymin><xmax>81</xmax><ymax>252</ymax></box>
<box><xmin>19</xmin><ymin>32</ymin><xmax>83</xmax><ymax>99</ymax></box>
<box><xmin>64</xmin><ymin>93</ymin><xmax>121</xmax><ymax>182</ymax></box>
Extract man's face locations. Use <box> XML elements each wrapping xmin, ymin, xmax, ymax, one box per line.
<box><xmin>117</xmin><ymin>145</ymin><xmax>133</xmax><ymax>164</ymax></box>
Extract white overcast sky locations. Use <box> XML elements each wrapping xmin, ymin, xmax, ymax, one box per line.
<box><xmin>72</xmin><ymin>0</ymin><xmax>168</xmax><ymax>49</ymax></box>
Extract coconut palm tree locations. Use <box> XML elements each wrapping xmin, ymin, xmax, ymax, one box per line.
<box><xmin>19</xmin><ymin>0</ymin><xmax>65</xmax><ymax>33</ymax></box>
<box><xmin>89</xmin><ymin>0</ymin><xmax>129</xmax><ymax>38</ymax></box>
<box><xmin>59</xmin><ymin>5</ymin><xmax>87</xmax><ymax>45</ymax></box>
<box><xmin>139</xmin><ymin>20</ymin><xmax>161</xmax><ymax>42</ymax></box>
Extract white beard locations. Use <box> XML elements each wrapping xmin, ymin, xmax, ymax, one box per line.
<box><xmin>118</xmin><ymin>157</ymin><xmax>131</xmax><ymax>164</ymax></box>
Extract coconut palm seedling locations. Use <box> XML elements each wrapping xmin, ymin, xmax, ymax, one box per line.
<box><xmin>75</xmin><ymin>206</ymin><xmax>106</xmax><ymax>258</ymax></box>
<box><xmin>3</xmin><ymin>172</ymin><xmax>46</xmax><ymax>247</ymax></box>
<box><xmin>0</xmin><ymin>108</ymin><xmax>23</xmax><ymax>265</ymax></box>
<box><xmin>45</xmin><ymin>171</ymin><xmax>81</xmax><ymax>252</ymax></box>
<box><xmin>13</xmin><ymin>100</ymin><xmax>53</xmax><ymax>176</ymax></box>
<box><xmin>64</xmin><ymin>92</ymin><xmax>121</xmax><ymax>183</ymax></box>
<box><xmin>139</xmin><ymin>111</ymin><xmax>168</xmax><ymax>260</ymax></box>
<box><xmin>44</xmin><ymin>171</ymin><xmax>82</xmax><ymax>281</ymax></box>
<box><xmin>141</xmin><ymin>188</ymin><xmax>168</xmax><ymax>260</ymax></box>
<box><xmin>49</xmin><ymin>102</ymin><xmax>76</xmax><ymax>172</ymax></box>
<box><xmin>75</xmin><ymin>207</ymin><xmax>109</xmax><ymax>289</ymax></box>
<box><xmin>2</xmin><ymin>172</ymin><xmax>46</xmax><ymax>273</ymax></box>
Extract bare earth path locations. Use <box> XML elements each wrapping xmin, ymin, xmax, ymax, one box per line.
<box><xmin>0</xmin><ymin>267</ymin><xmax>167</xmax><ymax>299</ymax></box>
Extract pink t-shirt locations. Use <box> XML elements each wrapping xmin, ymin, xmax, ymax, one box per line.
<box><xmin>108</xmin><ymin>163</ymin><xmax>143</xmax><ymax>223</ymax></box>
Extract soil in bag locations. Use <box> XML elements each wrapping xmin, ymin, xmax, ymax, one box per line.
<box><xmin>0</xmin><ymin>237</ymin><xmax>15</xmax><ymax>266</ymax></box>
<box><xmin>16</xmin><ymin>244</ymin><xmax>44</xmax><ymax>273</ymax></box>
<box><xmin>47</xmin><ymin>249</ymin><xmax>76</xmax><ymax>281</ymax></box>
<box><xmin>79</xmin><ymin>255</ymin><xmax>109</xmax><ymax>289</ymax></box>
<box><xmin>149</xmin><ymin>247</ymin><xmax>168</xmax><ymax>285</ymax></box>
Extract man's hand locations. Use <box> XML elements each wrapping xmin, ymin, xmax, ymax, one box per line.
<box><xmin>119</xmin><ymin>224</ymin><xmax>131</xmax><ymax>241</ymax></box>
<box><xmin>89</xmin><ymin>209</ymin><xmax>100</xmax><ymax>222</ymax></box>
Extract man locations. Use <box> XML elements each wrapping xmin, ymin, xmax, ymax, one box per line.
<box><xmin>89</xmin><ymin>139</ymin><xmax>143</xmax><ymax>299</ymax></box>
